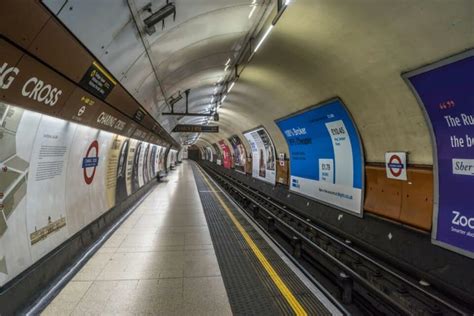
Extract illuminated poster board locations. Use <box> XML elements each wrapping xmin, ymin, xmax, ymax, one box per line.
<box><xmin>275</xmin><ymin>98</ymin><xmax>364</xmax><ymax>215</ymax></box>
<box><xmin>207</xmin><ymin>147</ymin><xmax>213</xmax><ymax>162</ymax></box>
<box><xmin>0</xmin><ymin>102</ymin><xmax>161</xmax><ymax>286</ymax></box>
<box><xmin>212</xmin><ymin>143</ymin><xmax>222</xmax><ymax>165</ymax></box>
<box><xmin>243</xmin><ymin>127</ymin><xmax>276</xmax><ymax>185</ymax></box>
<box><xmin>218</xmin><ymin>140</ymin><xmax>232</xmax><ymax>169</ymax></box>
<box><xmin>404</xmin><ymin>50</ymin><xmax>474</xmax><ymax>258</ymax></box>
<box><xmin>228</xmin><ymin>135</ymin><xmax>247</xmax><ymax>174</ymax></box>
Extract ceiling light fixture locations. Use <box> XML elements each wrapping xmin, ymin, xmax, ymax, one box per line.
<box><xmin>224</xmin><ymin>65</ymin><xmax>229</xmax><ymax>72</ymax></box>
<box><xmin>248</xmin><ymin>5</ymin><xmax>257</xmax><ymax>19</ymax></box>
<box><xmin>227</xmin><ymin>81</ymin><xmax>235</xmax><ymax>93</ymax></box>
<box><xmin>225</xmin><ymin>58</ymin><xmax>231</xmax><ymax>66</ymax></box>
<box><xmin>254</xmin><ymin>25</ymin><xmax>273</xmax><ymax>52</ymax></box>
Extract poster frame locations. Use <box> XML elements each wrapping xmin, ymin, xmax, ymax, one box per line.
<box><xmin>274</xmin><ymin>97</ymin><xmax>366</xmax><ymax>217</ymax></box>
<box><xmin>242</xmin><ymin>125</ymin><xmax>278</xmax><ymax>186</ymax></box>
<box><xmin>402</xmin><ymin>48</ymin><xmax>474</xmax><ymax>258</ymax></box>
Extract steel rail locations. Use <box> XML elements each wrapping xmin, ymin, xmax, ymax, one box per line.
<box><xmin>202</xmin><ymin>164</ymin><xmax>468</xmax><ymax>315</ymax></box>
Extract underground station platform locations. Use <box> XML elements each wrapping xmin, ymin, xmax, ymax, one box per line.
<box><xmin>34</xmin><ymin>162</ymin><xmax>342</xmax><ymax>315</ymax></box>
<box><xmin>1</xmin><ymin>0</ymin><xmax>474</xmax><ymax>315</ymax></box>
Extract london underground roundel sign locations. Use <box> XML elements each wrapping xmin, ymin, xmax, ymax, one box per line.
<box><xmin>82</xmin><ymin>140</ymin><xmax>99</xmax><ymax>185</ymax></box>
<box><xmin>385</xmin><ymin>152</ymin><xmax>407</xmax><ymax>181</ymax></box>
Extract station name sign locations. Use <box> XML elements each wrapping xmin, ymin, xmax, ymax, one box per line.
<box><xmin>172</xmin><ymin>124</ymin><xmax>219</xmax><ymax>133</ymax></box>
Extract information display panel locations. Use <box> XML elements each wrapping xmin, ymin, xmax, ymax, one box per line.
<box><xmin>243</xmin><ymin>127</ymin><xmax>276</xmax><ymax>185</ymax></box>
<box><xmin>404</xmin><ymin>50</ymin><xmax>474</xmax><ymax>258</ymax></box>
<box><xmin>275</xmin><ymin>98</ymin><xmax>364</xmax><ymax>215</ymax></box>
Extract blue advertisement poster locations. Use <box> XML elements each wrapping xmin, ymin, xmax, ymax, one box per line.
<box><xmin>405</xmin><ymin>50</ymin><xmax>474</xmax><ymax>258</ymax></box>
<box><xmin>275</xmin><ymin>99</ymin><xmax>364</xmax><ymax>215</ymax></box>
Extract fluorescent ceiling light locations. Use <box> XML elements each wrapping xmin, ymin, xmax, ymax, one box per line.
<box><xmin>221</xmin><ymin>94</ymin><xmax>227</xmax><ymax>103</ymax></box>
<box><xmin>224</xmin><ymin>65</ymin><xmax>229</xmax><ymax>72</ymax></box>
<box><xmin>227</xmin><ymin>81</ymin><xmax>235</xmax><ymax>93</ymax></box>
<box><xmin>225</xmin><ymin>58</ymin><xmax>231</xmax><ymax>65</ymax></box>
<box><xmin>285</xmin><ymin>0</ymin><xmax>291</xmax><ymax>5</ymax></box>
<box><xmin>254</xmin><ymin>25</ymin><xmax>273</xmax><ymax>52</ymax></box>
<box><xmin>248</xmin><ymin>5</ymin><xmax>257</xmax><ymax>19</ymax></box>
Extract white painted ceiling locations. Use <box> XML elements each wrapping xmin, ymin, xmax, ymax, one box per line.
<box><xmin>44</xmin><ymin>0</ymin><xmax>474</xmax><ymax>163</ymax></box>
<box><xmin>43</xmin><ymin>0</ymin><xmax>273</xmax><ymax>144</ymax></box>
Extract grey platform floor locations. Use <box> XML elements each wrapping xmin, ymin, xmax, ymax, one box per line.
<box><xmin>43</xmin><ymin>161</ymin><xmax>338</xmax><ymax>315</ymax></box>
<box><xmin>43</xmin><ymin>162</ymin><xmax>232</xmax><ymax>315</ymax></box>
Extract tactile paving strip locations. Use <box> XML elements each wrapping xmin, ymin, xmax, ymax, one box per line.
<box><xmin>192</xmin><ymin>165</ymin><xmax>332</xmax><ymax>316</ymax></box>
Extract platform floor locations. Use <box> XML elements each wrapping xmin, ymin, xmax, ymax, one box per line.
<box><xmin>43</xmin><ymin>161</ymin><xmax>340</xmax><ymax>315</ymax></box>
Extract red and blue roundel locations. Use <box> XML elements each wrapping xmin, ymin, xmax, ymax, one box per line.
<box><xmin>82</xmin><ymin>140</ymin><xmax>99</xmax><ymax>185</ymax></box>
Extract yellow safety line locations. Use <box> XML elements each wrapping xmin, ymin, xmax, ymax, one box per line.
<box><xmin>197</xmin><ymin>166</ymin><xmax>308</xmax><ymax>316</ymax></box>
<box><xmin>92</xmin><ymin>61</ymin><xmax>117</xmax><ymax>85</ymax></box>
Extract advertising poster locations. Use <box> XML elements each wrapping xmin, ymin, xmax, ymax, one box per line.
<box><xmin>405</xmin><ymin>50</ymin><xmax>474</xmax><ymax>257</ymax></box>
<box><xmin>206</xmin><ymin>147</ymin><xmax>213</xmax><ymax>162</ymax></box>
<box><xmin>150</xmin><ymin>145</ymin><xmax>157</xmax><ymax>179</ymax></box>
<box><xmin>199</xmin><ymin>147</ymin><xmax>205</xmax><ymax>160</ymax></box>
<box><xmin>243</xmin><ymin>127</ymin><xmax>276</xmax><ymax>185</ymax></box>
<box><xmin>116</xmin><ymin>139</ymin><xmax>130</xmax><ymax>203</ymax></box>
<box><xmin>0</xmin><ymin>102</ymin><xmax>163</xmax><ymax>286</ymax></box>
<box><xmin>137</xmin><ymin>143</ymin><xmax>146</xmax><ymax>188</ymax></box>
<box><xmin>143</xmin><ymin>144</ymin><xmax>150</xmax><ymax>184</ymax></box>
<box><xmin>27</xmin><ymin>116</ymin><xmax>76</xmax><ymax>261</ymax></box>
<box><xmin>275</xmin><ymin>99</ymin><xmax>364</xmax><ymax>215</ymax></box>
<box><xmin>218</xmin><ymin>140</ymin><xmax>232</xmax><ymax>169</ymax></box>
<box><xmin>89</xmin><ymin>131</ymin><xmax>115</xmax><ymax>217</ymax></box>
<box><xmin>0</xmin><ymin>104</ymin><xmax>40</xmax><ymax>285</ymax></box>
<box><xmin>228</xmin><ymin>135</ymin><xmax>247</xmax><ymax>173</ymax></box>
<box><xmin>166</xmin><ymin>148</ymin><xmax>172</xmax><ymax>169</ymax></box>
<box><xmin>212</xmin><ymin>143</ymin><xmax>222</xmax><ymax>165</ymax></box>
<box><xmin>132</xmin><ymin>142</ymin><xmax>142</xmax><ymax>192</ymax></box>
<box><xmin>125</xmin><ymin>139</ymin><xmax>138</xmax><ymax>196</ymax></box>
<box><xmin>106</xmin><ymin>135</ymin><xmax>124</xmax><ymax>208</ymax></box>
<box><xmin>63</xmin><ymin>125</ymin><xmax>94</xmax><ymax>235</ymax></box>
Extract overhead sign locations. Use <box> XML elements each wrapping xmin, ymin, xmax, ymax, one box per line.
<box><xmin>133</xmin><ymin>108</ymin><xmax>145</xmax><ymax>122</ymax></box>
<box><xmin>59</xmin><ymin>87</ymin><xmax>101</xmax><ymax>125</ymax></box>
<box><xmin>79</xmin><ymin>61</ymin><xmax>116</xmax><ymax>99</ymax></box>
<box><xmin>172</xmin><ymin>124</ymin><xmax>219</xmax><ymax>133</ymax></box>
<box><xmin>385</xmin><ymin>152</ymin><xmax>407</xmax><ymax>180</ymax></box>
<box><xmin>243</xmin><ymin>127</ymin><xmax>276</xmax><ymax>185</ymax></box>
<box><xmin>405</xmin><ymin>50</ymin><xmax>474</xmax><ymax>258</ymax></box>
<box><xmin>276</xmin><ymin>98</ymin><xmax>364</xmax><ymax>216</ymax></box>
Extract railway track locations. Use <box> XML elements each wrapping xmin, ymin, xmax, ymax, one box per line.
<box><xmin>199</xmin><ymin>163</ymin><xmax>471</xmax><ymax>316</ymax></box>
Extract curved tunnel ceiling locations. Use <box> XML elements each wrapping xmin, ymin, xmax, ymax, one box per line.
<box><xmin>44</xmin><ymin>0</ymin><xmax>473</xmax><ymax>163</ymax></box>
<box><xmin>200</xmin><ymin>0</ymin><xmax>474</xmax><ymax>164</ymax></box>
<box><xmin>43</xmin><ymin>0</ymin><xmax>273</xmax><ymax>144</ymax></box>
